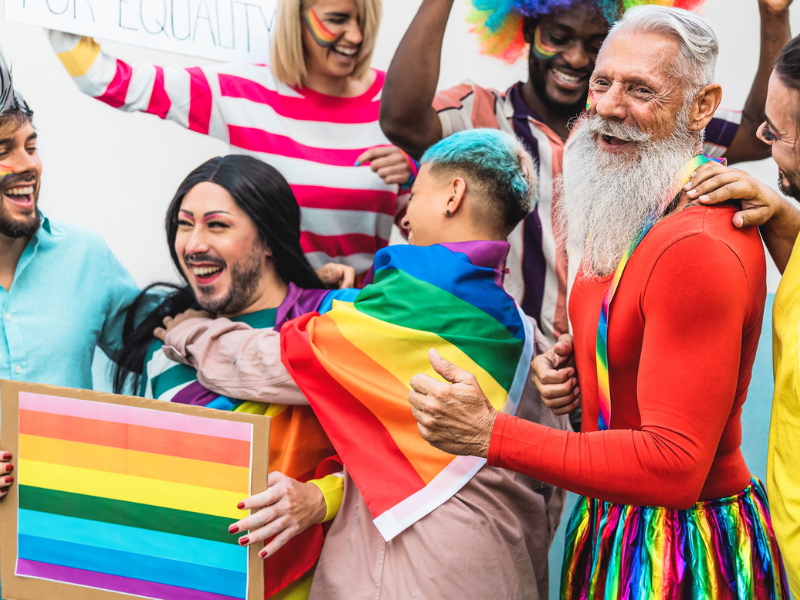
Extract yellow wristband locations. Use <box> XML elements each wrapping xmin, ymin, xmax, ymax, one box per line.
<box><xmin>308</xmin><ymin>473</ymin><xmax>344</xmax><ymax>523</ymax></box>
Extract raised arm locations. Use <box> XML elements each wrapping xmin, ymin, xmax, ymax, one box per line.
<box><xmin>723</xmin><ymin>0</ymin><xmax>792</xmax><ymax>164</ymax></box>
<box><xmin>161</xmin><ymin>316</ymin><xmax>309</xmax><ymax>405</ymax></box>
<box><xmin>379</xmin><ymin>0</ymin><xmax>453</xmax><ymax>158</ymax></box>
<box><xmin>48</xmin><ymin>31</ymin><xmax>223</xmax><ymax>139</ymax></box>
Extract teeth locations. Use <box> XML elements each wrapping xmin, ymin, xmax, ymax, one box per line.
<box><xmin>192</xmin><ymin>267</ymin><xmax>222</xmax><ymax>277</ymax></box>
<box><xmin>334</xmin><ymin>46</ymin><xmax>357</xmax><ymax>57</ymax></box>
<box><xmin>6</xmin><ymin>186</ymin><xmax>33</xmax><ymax>196</ymax></box>
<box><xmin>553</xmin><ymin>69</ymin><xmax>580</xmax><ymax>83</ymax></box>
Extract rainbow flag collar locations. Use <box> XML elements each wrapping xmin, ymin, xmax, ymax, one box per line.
<box><xmin>596</xmin><ymin>154</ymin><xmax>723</xmax><ymax>431</ymax></box>
<box><xmin>282</xmin><ymin>241</ymin><xmax>533</xmax><ymax>540</ymax></box>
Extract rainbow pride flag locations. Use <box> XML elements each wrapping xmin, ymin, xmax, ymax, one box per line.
<box><xmin>281</xmin><ymin>241</ymin><xmax>533</xmax><ymax>540</ymax></box>
<box><xmin>15</xmin><ymin>391</ymin><xmax>254</xmax><ymax>600</ymax></box>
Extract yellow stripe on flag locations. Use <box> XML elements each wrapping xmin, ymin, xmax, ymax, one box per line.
<box><xmin>19</xmin><ymin>459</ymin><xmax>247</xmax><ymax>519</ymax></box>
<box><xmin>330</xmin><ymin>303</ymin><xmax>509</xmax><ymax>408</ymax></box>
<box><xmin>19</xmin><ymin>435</ymin><xmax>249</xmax><ymax>494</ymax></box>
<box><xmin>57</xmin><ymin>36</ymin><xmax>102</xmax><ymax>77</ymax></box>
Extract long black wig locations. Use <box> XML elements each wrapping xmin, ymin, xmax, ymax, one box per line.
<box><xmin>112</xmin><ymin>155</ymin><xmax>325</xmax><ymax>394</ymax></box>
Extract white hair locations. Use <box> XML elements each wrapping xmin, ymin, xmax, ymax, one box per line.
<box><xmin>610</xmin><ymin>6</ymin><xmax>719</xmax><ymax>94</ymax></box>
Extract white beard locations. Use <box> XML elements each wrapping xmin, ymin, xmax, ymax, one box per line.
<box><xmin>558</xmin><ymin>113</ymin><xmax>699</xmax><ymax>278</ymax></box>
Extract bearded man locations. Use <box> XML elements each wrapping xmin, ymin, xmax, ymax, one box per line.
<box><xmin>407</xmin><ymin>7</ymin><xmax>788</xmax><ymax>598</ymax></box>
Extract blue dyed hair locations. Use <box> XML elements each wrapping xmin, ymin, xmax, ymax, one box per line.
<box><xmin>421</xmin><ymin>129</ymin><xmax>535</xmax><ymax>235</ymax></box>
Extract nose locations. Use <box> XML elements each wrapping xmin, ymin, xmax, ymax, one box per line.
<box><xmin>561</xmin><ymin>42</ymin><xmax>592</xmax><ymax>72</ymax></box>
<box><xmin>343</xmin><ymin>19</ymin><xmax>363</xmax><ymax>46</ymax></box>
<box><xmin>594</xmin><ymin>83</ymin><xmax>627</xmax><ymax>121</ymax></box>
<box><xmin>12</xmin><ymin>149</ymin><xmax>37</xmax><ymax>175</ymax></box>
<box><xmin>183</xmin><ymin>226</ymin><xmax>210</xmax><ymax>258</ymax></box>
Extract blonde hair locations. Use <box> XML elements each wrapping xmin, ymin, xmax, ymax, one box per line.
<box><xmin>271</xmin><ymin>0</ymin><xmax>382</xmax><ymax>88</ymax></box>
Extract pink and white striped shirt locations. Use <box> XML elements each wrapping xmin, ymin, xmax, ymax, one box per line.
<box><xmin>50</xmin><ymin>32</ymin><xmax>404</xmax><ymax>277</ymax></box>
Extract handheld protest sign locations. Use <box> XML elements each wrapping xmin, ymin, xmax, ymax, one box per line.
<box><xmin>0</xmin><ymin>380</ymin><xmax>269</xmax><ymax>600</ymax></box>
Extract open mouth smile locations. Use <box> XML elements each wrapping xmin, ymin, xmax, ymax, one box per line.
<box><xmin>331</xmin><ymin>45</ymin><xmax>358</xmax><ymax>61</ymax></box>
<box><xmin>189</xmin><ymin>263</ymin><xmax>225</xmax><ymax>285</ymax></box>
<box><xmin>3</xmin><ymin>184</ymin><xmax>35</xmax><ymax>209</ymax></box>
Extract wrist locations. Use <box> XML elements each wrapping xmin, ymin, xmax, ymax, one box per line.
<box><xmin>477</xmin><ymin>408</ymin><xmax>499</xmax><ymax>459</ymax></box>
<box><xmin>306</xmin><ymin>481</ymin><xmax>328</xmax><ymax>524</ymax></box>
<box><xmin>759</xmin><ymin>3</ymin><xmax>790</xmax><ymax>20</ymax></box>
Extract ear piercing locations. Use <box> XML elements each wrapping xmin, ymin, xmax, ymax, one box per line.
<box><xmin>445</xmin><ymin>210</ymin><xmax>451</xmax><ymax>215</ymax></box>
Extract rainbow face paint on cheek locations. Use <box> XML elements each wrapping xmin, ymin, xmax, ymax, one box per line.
<box><xmin>586</xmin><ymin>89</ymin><xmax>595</xmax><ymax>112</ymax></box>
<box><xmin>304</xmin><ymin>9</ymin><xmax>338</xmax><ymax>49</ymax></box>
<box><xmin>532</xmin><ymin>26</ymin><xmax>558</xmax><ymax>61</ymax></box>
<box><xmin>0</xmin><ymin>164</ymin><xmax>13</xmax><ymax>188</ymax></box>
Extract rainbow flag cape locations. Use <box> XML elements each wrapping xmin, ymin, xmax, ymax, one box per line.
<box><xmin>281</xmin><ymin>241</ymin><xmax>533</xmax><ymax>540</ymax></box>
<box><xmin>15</xmin><ymin>391</ymin><xmax>254</xmax><ymax>600</ymax></box>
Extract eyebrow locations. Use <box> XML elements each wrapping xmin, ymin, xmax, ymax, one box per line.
<box><xmin>204</xmin><ymin>211</ymin><xmax>232</xmax><ymax>217</ymax></box>
<box><xmin>27</xmin><ymin>133</ymin><xmax>37</xmax><ymax>143</ymax></box>
<box><xmin>323</xmin><ymin>11</ymin><xmax>350</xmax><ymax>17</ymax></box>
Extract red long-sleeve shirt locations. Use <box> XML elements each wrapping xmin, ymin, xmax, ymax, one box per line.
<box><xmin>488</xmin><ymin>206</ymin><xmax>766</xmax><ymax>508</ymax></box>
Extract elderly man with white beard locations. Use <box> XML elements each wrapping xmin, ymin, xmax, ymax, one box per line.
<box><xmin>406</xmin><ymin>6</ymin><xmax>789</xmax><ymax>598</ymax></box>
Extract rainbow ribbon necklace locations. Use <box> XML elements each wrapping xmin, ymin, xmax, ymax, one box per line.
<box><xmin>596</xmin><ymin>154</ymin><xmax>722</xmax><ymax>431</ymax></box>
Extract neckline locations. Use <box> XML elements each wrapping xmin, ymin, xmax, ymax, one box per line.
<box><xmin>231</xmin><ymin>307</ymin><xmax>278</xmax><ymax>329</ymax></box>
<box><xmin>296</xmin><ymin>69</ymin><xmax>383</xmax><ymax>105</ymax></box>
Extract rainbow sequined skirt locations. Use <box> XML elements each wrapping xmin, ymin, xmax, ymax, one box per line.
<box><xmin>561</xmin><ymin>477</ymin><xmax>789</xmax><ymax>599</ymax></box>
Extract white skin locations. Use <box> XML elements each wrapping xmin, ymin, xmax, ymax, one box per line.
<box><xmin>156</xmin><ymin>165</ymin><xmax>499</xmax><ymax>554</ymax></box>
<box><xmin>303</xmin><ymin>0</ymin><xmax>412</xmax><ymax>185</ymax></box>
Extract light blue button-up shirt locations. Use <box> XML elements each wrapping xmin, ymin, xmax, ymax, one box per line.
<box><xmin>0</xmin><ymin>213</ymin><xmax>139</xmax><ymax>395</ymax></box>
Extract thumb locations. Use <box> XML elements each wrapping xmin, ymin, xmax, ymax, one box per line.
<box><xmin>735</xmin><ymin>207</ymin><xmax>769</xmax><ymax>228</ymax></box>
<box><xmin>429</xmin><ymin>348</ymin><xmax>473</xmax><ymax>385</ymax></box>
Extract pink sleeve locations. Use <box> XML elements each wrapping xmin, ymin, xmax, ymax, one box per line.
<box><xmin>162</xmin><ymin>318</ymin><xmax>309</xmax><ymax>405</ymax></box>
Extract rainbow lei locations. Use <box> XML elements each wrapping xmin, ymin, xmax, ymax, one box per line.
<box><xmin>467</xmin><ymin>0</ymin><xmax>708</xmax><ymax>64</ymax></box>
<box><xmin>596</xmin><ymin>154</ymin><xmax>721</xmax><ymax>431</ymax></box>
<box><xmin>304</xmin><ymin>9</ymin><xmax>338</xmax><ymax>48</ymax></box>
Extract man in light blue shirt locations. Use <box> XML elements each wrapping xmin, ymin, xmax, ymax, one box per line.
<box><xmin>0</xmin><ymin>66</ymin><xmax>139</xmax><ymax>501</ymax></box>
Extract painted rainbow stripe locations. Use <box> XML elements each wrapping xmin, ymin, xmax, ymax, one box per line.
<box><xmin>561</xmin><ymin>477</ymin><xmax>789</xmax><ymax>597</ymax></box>
<box><xmin>532</xmin><ymin>26</ymin><xmax>558</xmax><ymax>60</ymax></box>
<box><xmin>596</xmin><ymin>154</ymin><xmax>722</xmax><ymax>431</ymax></box>
<box><xmin>282</xmin><ymin>242</ymin><xmax>533</xmax><ymax>541</ymax></box>
<box><xmin>0</xmin><ymin>163</ymin><xmax>13</xmax><ymax>182</ymax></box>
<box><xmin>304</xmin><ymin>9</ymin><xmax>338</xmax><ymax>48</ymax></box>
<box><xmin>586</xmin><ymin>89</ymin><xmax>595</xmax><ymax>113</ymax></box>
<box><xmin>15</xmin><ymin>392</ymin><xmax>252</xmax><ymax>600</ymax></box>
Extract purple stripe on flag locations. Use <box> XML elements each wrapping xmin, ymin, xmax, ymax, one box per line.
<box><xmin>171</xmin><ymin>381</ymin><xmax>220</xmax><ymax>407</ymax></box>
<box><xmin>16</xmin><ymin>559</ymin><xmax>244</xmax><ymax>600</ymax></box>
<box><xmin>277</xmin><ymin>284</ymin><xmax>331</xmax><ymax>329</ymax></box>
<box><xmin>439</xmin><ymin>241</ymin><xmax>510</xmax><ymax>291</ymax></box>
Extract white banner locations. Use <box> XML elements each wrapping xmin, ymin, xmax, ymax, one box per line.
<box><xmin>4</xmin><ymin>0</ymin><xmax>278</xmax><ymax>63</ymax></box>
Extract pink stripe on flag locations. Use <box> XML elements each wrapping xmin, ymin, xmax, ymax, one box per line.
<box><xmin>18</xmin><ymin>392</ymin><xmax>252</xmax><ymax>441</ymax></box>
<box><xmin>228</xmin><ymin>126</ymin><xmax>366</xmax><ymax>166</ymax></box>
<box><xmin>292</xmin><ymin>185</ymin><xmax>396</xmax><ymax>215</ymax></box>
<box><xmin>146</xmin><ymin>66</ymin><xmax>172</xmax><ymax>119</ymax></box>
<box><xmin>187</xmin><ymin>67</ymin><xmax>212</xmax><ymax>134</ymax></box>
<box><xmin>16</xmin><ymin>559</ymin><xmax>243</xmax><ymax>600</ymax></box>
<box><xmin>218</xmin><ymin>74</ymin><xmax>381</xmax><ymax>124</ymax></box>
<box><xmin>300</xmin><ymin>231</ymin><xmax>387</xmax><ymax>257</ymax></box>
<box><xmin>96</xmin><ymin>59</ymin><xmax>132</xmax><ymax>109</ymax></box>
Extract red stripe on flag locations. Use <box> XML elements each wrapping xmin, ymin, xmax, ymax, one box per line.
<box><xmin>281</xmin><ymin>313</ymin><xmax>426</xmax><ymax>518</ymax></box>
<box><xmin>228</xmin><ymin>126</ymin><xmax>367</xmax><ymax>166</ymax></box>
<box><xmin>96</xmin><ymin>59</ymin><xmax>132</xmax><ymax>109</ymax></box>
<box><xmin>300</xmin><ymin>231</ymin><xmax>386</xmax><ymax>258</ymax></box>
<box><xmin>145</xmin><ymin>66</ymin><xmax>172</xmax><ymax>119</ymax></box>
<box><xmin>187</xmin><ymin>67</ymin><xmax>212</xmax><ymax>134</ymax></box>
<box><xmin>292</xmin><ymin>185</ymin><xmax>396</xmax><ymax>215</ymax></box>
<box><xmin>217</xmin><ymin>74</ymin><xmax>381</xmax><ymax>124</ymax></box>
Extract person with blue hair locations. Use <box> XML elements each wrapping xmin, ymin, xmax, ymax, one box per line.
<box><xmin>150</xmin><ymin>128</ymin><xmax>570</xmax><ymax>600</ymax></box>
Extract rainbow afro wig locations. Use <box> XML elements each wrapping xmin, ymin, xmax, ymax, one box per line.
<box><xmin>468</xmin><ymin>0</ymin><xmax>707</xmax><ymax>63</ymax></box>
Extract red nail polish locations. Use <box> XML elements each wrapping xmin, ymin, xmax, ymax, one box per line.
<box><xmin>3</xmin><ymin>453</ymin><xmax>10</xmax><ymax>460</ymax></box>
<box><xmin>6</xmin><ymin>464</ymin><xmax>13</xmax><ymax>472</ymax></box>
<box><xmin>259</xmin><ymin>550</ymin><xmax>267</xmax><ymax>559</ymax></box>
<box><xmin>237</xmin><ymin>502</ymin><xmax>245</xmax><ymax>510</ymax></box>
<box><xmin>229</xmin><ymin>525</ymin><xmax>239</xmax><ymax>534</ymax></box>
<box><xmin>239</xmin><ymin>537</ymin><xmax>249</xmax><ymax>546</ymax></box>
<box><xmin>5</xmin><ymin>476</ymin><xmax>13</xmax><ymax>484</ymax></box>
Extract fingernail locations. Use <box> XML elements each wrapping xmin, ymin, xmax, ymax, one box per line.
<box><xmin>3</xmin><ymin>453</ymin><xmax>10</xmax><ymax>460</ymax></box>
<box><xmin>684</xmin><ymin>182</ymin><xmax>692</xmax><ymax>190</ymax></box>
<box><xmin>5</xmin><ymin>476</ymin><xmax>13</xmax><ymax>484</ymax></box>
<box><xmin>354</xmin><ymin>160</ymin><xmax>360</xmax><ymax>167</ymax></box>
<box><xmin>6</xmin><ymin>464</ymin><xmax>13</xmax><ymax>472</ymax></box>
<box><xmin>239</xmin><ymin>537</ymin><xmax>250</xmax><ymax>546</ymax></box>
<box><xmin>237</xmin><ymin>501</ymin><xmax>245</xmax><ymax>510</ymax></box>
<box><xmin>687</xmin><ymin>189</ymin><xmax>697</xmax><ymax>197</ymax></box>
<box><xmin>699</xmin><ymin>195</ymin><xmax>709</xmax><ymax>202</ymax></box>
<box><xmin>260</xmin><ymin>549</ymin><xmax>268</xmax><ymax>558</ymax></box>
<box><xmin>229</xmin><ymin>525</ymin><xmax>239</xmax><ymax>534</ymax></box>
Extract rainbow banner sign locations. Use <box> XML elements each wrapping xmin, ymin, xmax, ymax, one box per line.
<box><xmin>0</xmin><ymin>381</ymin><xmax>269</xmax><ymax>600</ymax></box>
<box><xmin>281</xmin><ymin>241</ymin><xmax>533</xmax><ymax>541</ymax></box>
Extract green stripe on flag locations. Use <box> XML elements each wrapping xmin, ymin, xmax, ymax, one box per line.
<box><xmin>19</xmin><ymin>485</ymin><xmax>239</xmax><ymax>545</ymax></box>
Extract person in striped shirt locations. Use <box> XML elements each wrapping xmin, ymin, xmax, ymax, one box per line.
<box><xmin>49</xmin><ymin>0</ymin><xmax>413</xmax><ymax>283</ymax></box>
<box><xmin>381</xmin><ymin>0</ymin><xmax>791</xmax><ymax>348</ymax></box>
<box><xmin>112</xmin><ymin>155</ymin><xmax>356</xmax><ymax>600</ymax></box>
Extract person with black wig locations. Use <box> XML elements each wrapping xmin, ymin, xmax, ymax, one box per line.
<box><xmin>113</xmin><ymin>154</ymin><xmax>351</xmax><ymax>600</ymax></box>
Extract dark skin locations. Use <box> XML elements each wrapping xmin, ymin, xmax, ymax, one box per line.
<box><xmin>380</xmin><ymin>0</ymin><xmax>791</xmax><ymax>163</ymax></box>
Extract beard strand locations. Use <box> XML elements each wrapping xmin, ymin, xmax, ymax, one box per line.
<box><xmin>0</xmin><ymin>203</ymin><xmax>40</xmax><ymax>239</ymax></box>
<box><xmin>557</xmin><ymin>113</ymin><xmax>699</xmax><ymax>278</ymax></box>
<box><xmin>196</xmin><ymin>249</ymin><xmax>263</xmax><ymax>315</ymax></box>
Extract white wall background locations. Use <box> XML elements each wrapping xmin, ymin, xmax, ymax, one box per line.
<box><xmin>0</xmin><ymin>0</ymin><xmax>796</xmax><ymax>294</ymax></box>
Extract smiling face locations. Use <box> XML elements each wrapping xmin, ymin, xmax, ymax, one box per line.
<box><xmin>175</xmin><ymin>182</ymin><xmax>271</xmax><ymax>316</ymax></box>
<box><xmin>0</xmin><ymin>118</ymin><xmax>41</xmax><ymax>239</ymax></box>
<box><xmin>758</xmin><ymin>71</ymin><xmax>800</xmax><ymax>199</ymax></box>
<box><xmin>587</xmin><ymin>30</ymin><xmax>690</xmax><ymax>155</ymax></box>
<box><xmin>302</xmin><ymin>0</ymin><xmax>363</xmax><ymax>80</ymax></box>
<box><xmin>524</xmin><ymin>3</ymin><xmax>608</xmax><ymax>114</ymax></box>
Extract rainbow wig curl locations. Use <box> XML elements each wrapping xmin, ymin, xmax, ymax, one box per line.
<box><xmin>468</xmin><ymin>0</ymin><xmax>707</xmax><ymax>63</ymax></box>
